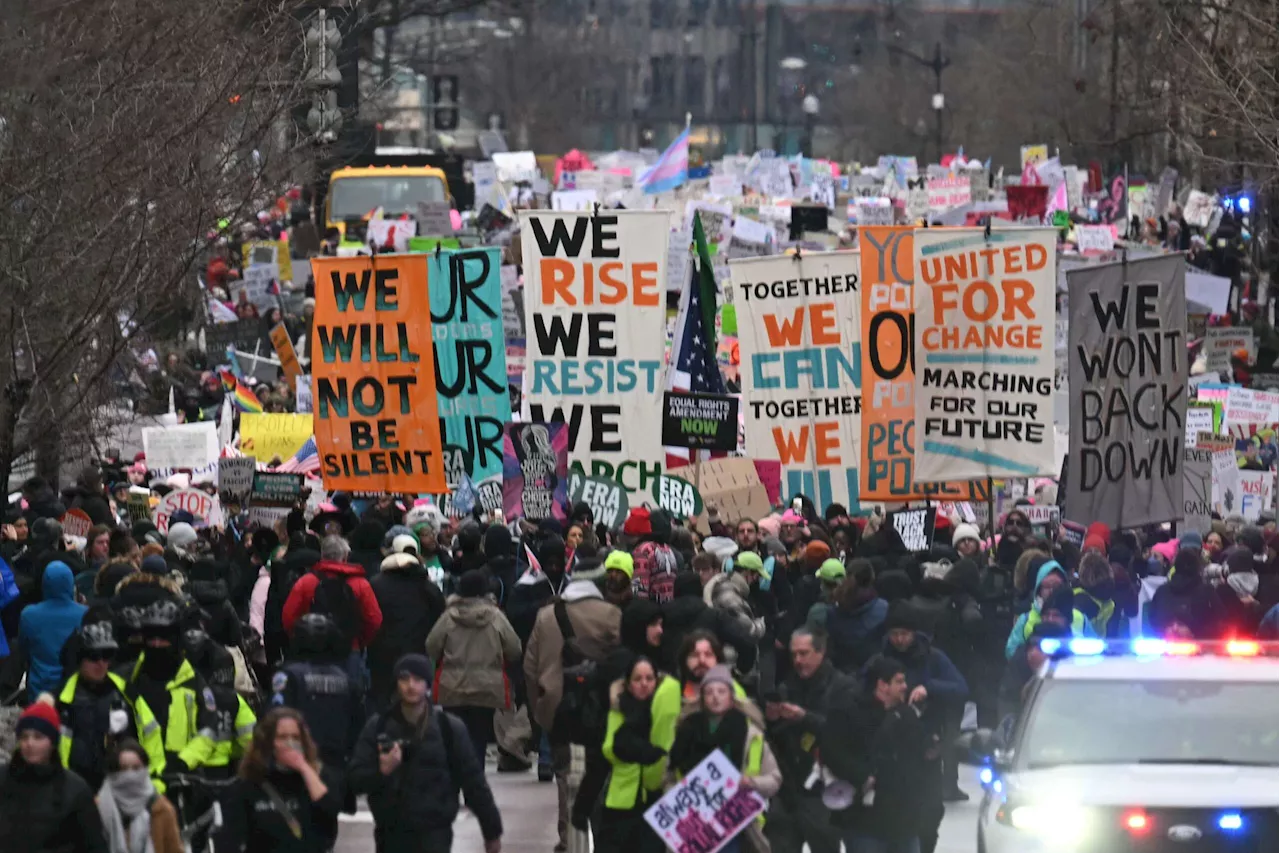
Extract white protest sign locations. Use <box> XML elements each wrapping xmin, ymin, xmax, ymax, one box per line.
<box><xmin>153</xmin><ymin>488</ymin><xmax>222</xmax><ymax>535</ymax></box>
<box><xmin>235</xmin><ymin>265</ymin><xmax>278</xmax><ymax>311</ymax></box>
<box><xmin>855</xmin><ymin>198</ymin><xmax>895</xmax><ymax>226</ymax></box>
<box><xmin>1022</xmin><ymin>503</ymin><xmax>1061</xmax><ymax>528</ymax></box>
<box><xmin>142</xmin><ymin>421</ymin><xmax>219</xmax><ymax>470</ymax></box>
<box><xmin>295</xmin><ymin>375</ymin><xmax>313</xmax><ymax>414</ymax></box>
<box><xmin>643</xmin><ymin>749</ymin><xmax>766</xmax><ymax>853</ymax></box>
<box><xmin>1183</xmin><ymin>190</ymin><xmax>1216</xmax><ymax>228</ymax></box>
<box><xmin>1237</xmin><ymin>469</ymin><xmax>1275</xmax><ymax>523</ymax></box>
<box><xmin>1185</xmin><ymin>406</ymin><xmax>1215</xmax><ymax>447</ymax></box>
<box><xmin>366</xmin><ymin>218</ymin><xmax>415</xmax><ymax>252</ymax></box>
<box><xmin>926</xmin><ymin>177</ymin><xmax>971</xmax><ymax>212</ymax></box>
<box><xmin>1183</xmin><ymin>446</ymin><xmax>1214</xmax><ymax>533</ymax></box>
<box><xmin>1203</xmin><ymin>328</ymin><xmax>1256</xmax><ymax>373</ymax></box>
<box><xmin>1074</xmin><ymin>224</ymin><xmax>1115</xmax><ymax>255</ymax></box>
<box><xmin>1211</xmin><ymin>449</ymin><xmax>1241</xmax><ymax>517</ymax></box>
<box><xmin>708</xmin><ymin>174</ymin><xmax>742</xmax><ymax>198</ymax></box>
<box><xmin>1225</xmin><ymin>387</ymin><xmax>1279</xmax><ymax>427</ymax></box>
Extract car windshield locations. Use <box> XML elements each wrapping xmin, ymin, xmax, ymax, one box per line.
<box><xmin>1020</xmin><ymin>679</ymin><xmax>1279</xmax><ymax>769</ymax></box>
<box><xmin>330</xmin><ymin>175</ymin><xmax>447</xmax><ymax>220</ymax></box>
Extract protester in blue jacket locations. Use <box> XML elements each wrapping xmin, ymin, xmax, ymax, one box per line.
<box><xmin>18</xmin><ymin>561</ymin><xmax>87</xmax><ymax>700</ymax></box>
<box><xmin>0</xmin><ymin>556</ymin><xmax>19</xmax><ymax>659</ymax></box>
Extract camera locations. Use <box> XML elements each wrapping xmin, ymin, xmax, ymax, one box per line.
<box><xmin>376</xmin><ymin>733</ymin><xmax>408</xmax><ymax>753</ymax></box>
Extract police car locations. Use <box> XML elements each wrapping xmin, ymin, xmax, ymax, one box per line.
<box><xmin>976</xmin><ymin>638</ymin><xmax>1279</xmax><ymax>852</ymax></box>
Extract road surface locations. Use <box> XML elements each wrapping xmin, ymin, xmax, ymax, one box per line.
<box><xmin>334</xmin><ymin>762</ymin><xmax>983</xmax><ymax>852</ymax></box>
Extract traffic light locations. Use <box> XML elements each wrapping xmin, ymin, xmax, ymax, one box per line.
<box><xmin>304</xmin><ymin>8</ymin><xmax>342</xmax><ymax>138</ymax></box>
<box><xmin>432</xmin><ymin>75</ymin><xmax>459</xmax><ymax>133</ymax></box>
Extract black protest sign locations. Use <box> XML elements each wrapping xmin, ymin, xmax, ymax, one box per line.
<box><xmin>888</xmin><ymin>507</ymin><xmax>936</xmax><ymax>552</ymax></box>
<box><xmin>251</xmin><ymin>471</ymin><xmax>304</xmax><ymax>508</ymax></box>
<box><xmin>661</xmin><ymin>392</ymin><xmax>740</xmax><ymax>451</ymax></box>
<box><xmin>1065</xmin><ymin>255</ymin><xmax>1186</xmax><ymax>528</ymax></box>
<box><xmin>651</xmin><ymin>474</ymin><xmax>703</xmax><ymax>520</ymax></box>
<box><xmin>568</xmin><ymin>471</ymin><xmax>630</xmax><ymax>530</ymax></box>
<box><xmin>219</xmin><ymin>456</ymin><xmax>257</xmax><ymax>502</ymax></box>
<box><xmin>204</xmin><ymin>320</ymin><xmax>262</xmax><ymax>356</ymax></box>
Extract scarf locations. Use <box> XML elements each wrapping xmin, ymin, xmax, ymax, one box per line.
<box><xmin>1227</xmin><ymin>571</ymin><xmax>1259</xmax><ymax>599</ymax></box>
<box><xmin>99</xmin><ymin>770</ymin><xmax>156</xmax><ymax>853</ymax></box>
<box><xmin>669</xmin><ymin>707</ymin><xmax>750</xmax><ymax>776</ymax></box>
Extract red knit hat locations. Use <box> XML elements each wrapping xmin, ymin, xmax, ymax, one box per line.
<box><xmin>1085</xmin><ymin>522</ymin><xmax>1111</xmax><ymax>549</ymax></box>
<box><xmin>16</xmin><ymin>699</ymin><xmax>61</xmax><ymax>743</ymax></box>
<box><xmin>622</xmin><ymin>507</ymin><xmax>652</xmax><ymax>537</ymax></box>
<box><xmin>1083</xmin><ymin>535</ymin><xmax>1107</xmax><ymax>554</ymax></box>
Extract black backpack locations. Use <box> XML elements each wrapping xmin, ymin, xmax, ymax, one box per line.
<box><xmin>309</xmin><ymin>572</ymin><xmax>359</xmax><ymax>648</ymax></box>
<box><xmin>552</xmin><ymin>600</ymin><xmax>606</xmax><ymax>743</ymax></box>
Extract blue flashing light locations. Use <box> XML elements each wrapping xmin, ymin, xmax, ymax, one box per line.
<box><xmin>979</xmin><ymin>767</ymin><xmax>994</xmax><ymax>786</ymax></box>
<box><xmin>1039</xmin><ymin>638</ymin><xmax>1063</xmax><ymax>655</ymax></box>
<box><xmin>1069</xmin><ymin>638</ymin><xmax>1107</xmax><ymax>656</ymax></box>
<box><xmin>1239</xmin><ymin>197</ymin><xmax>1251</xmax><ymax>213</ymax></box>
<box><xmin>1132</xmin><ymin>638</ymin><xmax>1166</xmax><ymax>656</ymax></box>
<box><xmin>992</xmin><ymin>779</ymin><xmax>1003</xmax><ymax>794</ymax></box>
<box><xmin>1218</xmin><ymin>813</ymin><xmax>1244</xmax><ymax>831</ymax></box>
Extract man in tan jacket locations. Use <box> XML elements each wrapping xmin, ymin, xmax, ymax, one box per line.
<box><xmin>523</xmin><ymin>573</ymin><xmax>620</xmax><ymax>852</ymax></box>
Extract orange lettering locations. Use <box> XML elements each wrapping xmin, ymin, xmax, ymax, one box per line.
<box><xmin>632</xmin><ymin>262</ymin><xmax>659</xmax><ymax>306</ymax></box>
<box><xmin>1001</xmin><ymin>278</ymin><xmax>1034</xmax><ymax>320</ymax></box>
<box><xmin>541</xmin><ymin>259</ymin><xmax>576</xmax><ymax>305</ymax></box>
<box><xmin>1026</xmin><ymin>243</ymin><xmax>1048</xmax><ymax>270</ymax></box>
<box><xmin>930</xmin><ymin>283</ymin><xmax>959</xmax><ymax>324</ymax></box>
<box><xmin>815</xmin><ymin>423</ymin><xmax>840</xmax><ymax>465</ymax></box>
<box><xmin>1002</xmin><ymin>246</ymin><xmax>1023</xmax><ymax>273</ymax></box>
<box><xmin>809</xmin><ymin>303</ymin><xmax>840</xmax><ymax>345</ymax></box>
<box><xmin>963</xmin><ymin>280</ymin><xmax>999</xmax><ymax>323</ymax></box>
<box><xmin>772</xmin><ymin>426</ymin><xmax>809</xmax><ymax>464</ymax></box>
<box><xmin>599</xmin><ymin>262</ymin><xmax>626</xmax><ymax>305</ymax></box>
<box><xmin>764</xmin><ymin>308</ymin><xmax>805</xmax><ymax>347</ymax></box>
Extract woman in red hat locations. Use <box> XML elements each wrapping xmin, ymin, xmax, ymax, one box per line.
<box><xmin>0</xmin><ymin>696</ymin><xmax>108</xmax><ymax>852</ymax></box>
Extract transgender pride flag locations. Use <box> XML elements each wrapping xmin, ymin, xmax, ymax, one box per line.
<box><xmin>639</xmin><ymin>127</ymin><xmax>690</xmax><ymax>194</ymax></box>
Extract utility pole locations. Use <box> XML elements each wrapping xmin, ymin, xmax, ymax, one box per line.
<box><xmin>887</xmin><ymin>40</ymin><xmax>950</xmax><ymax>162</ymax></box>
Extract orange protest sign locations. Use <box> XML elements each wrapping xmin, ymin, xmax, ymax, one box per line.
<box><xmin>310</xmin><ymin>254</ymin><xmax>448</xmax><ymax>492</ymax></box>
<box><xmin>858</xmin><ymin>226</ymin><xmax>987</xmax><ymax>503</ymax></box>
<box><xmin>269</xmin><ymin>323</ymin><xmax>302</xmax><ymax>382</ymax></box>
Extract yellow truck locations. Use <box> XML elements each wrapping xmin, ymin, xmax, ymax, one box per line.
<box><xmin>325</xmin><ymin>163</ymin><xmax>450</xmax><ymax>236</ymax></box>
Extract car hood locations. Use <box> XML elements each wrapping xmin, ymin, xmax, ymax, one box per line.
<box><xmin>1006</xmin><ymin>763</ymin><xmax>1280</xmax><ymax>808</ymax></box>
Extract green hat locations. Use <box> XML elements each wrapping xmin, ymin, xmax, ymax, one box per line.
<box><xmin>604</xmin><ymin>550</ymin><xmax>634</xmax><ymax>579</ymax></box>
<box><xmin>735</xmin><ymin>551</ymin><xmax>765</xmax><ymax>574</ymax></box>
<box><xmin>817</xmin><ymin>558</ymin><xmax>846</xmax><ymax>582</ymax></box>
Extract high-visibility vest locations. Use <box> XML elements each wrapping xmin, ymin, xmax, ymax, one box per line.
<box><xmin>57</xmin><ymin>671</ymin><xmax>130</xmax><ymax>770</ymax></box>
<box><xmin>206</xmin><ymin>693</ymin><xmax>257</xmax><ymax>769</ymax></box>
<box><xmin>128</xmin><ymin>656</ymin><xmax>218</xmax><ymax>788</ymax></box>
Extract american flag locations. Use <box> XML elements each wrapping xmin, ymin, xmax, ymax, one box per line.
<box><xmin>276</xmin><ymin>436</ymin><xmax>321</xmax><ymax>476</ymax></box>
<box><xmin>665</xmin><ymin>213</ymin><xmax>729</xmax><ymax>469</ymax></box>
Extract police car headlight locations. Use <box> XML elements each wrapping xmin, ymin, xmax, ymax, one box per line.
<box><xmin>997</xmin><ymin>802</ymin><xmax>1091</xmax><ymax>845</ymax></box>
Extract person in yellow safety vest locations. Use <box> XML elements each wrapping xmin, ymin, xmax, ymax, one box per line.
<box><xmin>183</xmin><ymin>622</ymin><xmax>257</xmax><ymax>779</ymax></box>
<box><xmin>1072</xmin><ymin>553</ymin><xmax>1129</xmax><ymax>639</ymax></box>
<box><xmin>123</xmin><ymin>596</ymin><xmax>219</xmax><ymax>790</ymax></box>
<box><xmin>600</xmin><ymin>656</ymin><xmax>677</xmax><ymax>852</ymax></box>
<box><xmin>1005</xmin><ymin>561</ymin><xmax>1096</xmax><ymax>659</ymax></box>
<box><xmin>56</xmin><ymin>618</ymin><xmax>138</xmax><ymax>791</ymax></box>
<box><xmin>668</xmin><ymin>665</ymin><xmax>782</xmax><ymax>853</ymax></box>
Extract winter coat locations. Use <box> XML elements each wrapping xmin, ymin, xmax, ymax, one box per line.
<box><xmin>186</xmin><ymin>578</ymin><xmax>244</xmax><ymax>649</ymax></box>
<box><xmin>217</xmin><ymin>766</ymin><xmax>342</xmax><ymax>853</ymax></box>
<box><xmin>1216</xmin><ymin>583</ymin><xmax>1265</xmax><ymax>637</ymax></box>
<box><xmin>878</xmin><ymin>633</ymin><xmax>968</xmax><ymax>722</ymax></box>
<box><xmin>632</xmin><ymin>540</ymin><xmax>679</xmax><ymax>603</ymax></box>
<box><xmin>349</xmin><ymin>704</ymin><xmax>503</xmax><ymax>848</ymax></box>
<box><xmin>426</xmin><ymin>596</ymin><xmax>521</xmax><ymax>709</ymax></box>
<box><xmin>67</xmin><ymin>488</ymin><xmax>112</xmax><ymax>528</ymax></box>
<box><xmin>523</xmin><ymin>580</ymin><xmax>620</xmax><ymax>732</ymax></box>
<box><xmin>96</xmin><ymin>782</ymin><xmax>183</xmax><ymax>853</ymax></box>
<box><xmin>18</xmin><ymin>562</ymin><xmax>87</xmax><ymax>699</ymax></box>
<box><xmin>660</xmin><ymin>579</ymin><xmax>758</xmax><ymax>675</ymax></box>
<box><xmin>1005</xmin><ymin>561</ymin><xmax>1096</xmax><ymax>659</ymax></box>
<box><xmin>906</xmin><ymin>574</ymin><xmax>983</xmax><ymax>680</ymax></box>
<box><xmin>249</xmin><ymin>566</ymin><xmax>270</xmax><ymax>641</ymax></box>
<box><xmin>822</xmin><ymin>595</ymin><xmax>888</xmax><ymax>674</ymax></box>
<box><xmin>507</xmin><ymin>571</ymin><xmax>569</xmax><ymax>645</ymax></box>
<box><xmin>0</xmin><ymin>556</ymin><xmax>20</xmax><ymax>658</ymax></box>
<box><xmin>668</xmin><ymin>705</ymin><xmax>781</xmax><ymax>800</ymax></box>
<box><xmin>281</xmin><ymin>559</ymin><xmax>383</xmax><ymax>650</ymax></box>
<box><xmin>703</xmin><ymin>574</ymin><xmax>765</xmax><ymax>656</ymax></box>
<box><xmin>0</xmin><ymin>757</ymin><xmax>107</xmax><ymax>853</ymax></box>
<box><xmin>368</xmin><ymin>553</ymin><xmax>447</xmax><ymax>705</ymax></box>
<box><xmin>1147</xmin><ymin>569</ymin><xmax>1227</xmax><ymax>639</ymax></box>
<box><xmin>772</xmin><ymin>659</ymin><xmax>860</xmax><ymax>794</ymax></box>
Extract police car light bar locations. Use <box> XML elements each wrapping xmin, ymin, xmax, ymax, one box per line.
<box><xmin>1038</xmin><ymin>638</ymin><xmax>1277</xmax><ymax>658</ymax></box>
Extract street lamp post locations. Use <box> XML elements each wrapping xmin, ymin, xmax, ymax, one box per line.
<box><xmin>887</xmin><ymin>40</ymin><xmax>950</xmax><ymax>161</ymax></box>
<box><xmin>802</xmin><ymin>93</ymin><xmax>819</xmax><ymax>158</ymax></box>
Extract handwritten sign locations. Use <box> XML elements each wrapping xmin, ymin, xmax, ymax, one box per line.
<box><xmin>644</xmin><ymin>749</ymin><xmax>765</xmax><ymax>853</ymax></box>
<box><xmin>239</xmin><ymin>413</ymin><xmax>312</xmax><ymax>464</ymax></box>
<box><xmin>142</xmin><ymin>421</ymin><xmax>219</xmax><ymax>470</ymax></box>
<box><xmin>269</xmin><ymin>324</ymin><xmax>302</xmax><ymax>382</ymax></box>
<box><xmin>218</xmin><ymin>456</ymin><xmax>257</xmax><ymax>502</ymax></box>
<box><xmin>310</xmin><ymin>254</ymin><xmax>448</xmax><ymax>492</ymax></box>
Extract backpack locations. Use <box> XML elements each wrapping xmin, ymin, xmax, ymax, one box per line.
<box><xmin>376</xmin><ymin>704</ymin><xmax>461</xmax><ymax>781</ymax></box>
<box><xmin>309</xmin><ymin>572</ymin><xmax>359</xmax><ymax>648</ymax></box>
<box><xmin>551</xmin><ymin>600</ymin><xmax>605</xmax><ymax>743</ymax></box>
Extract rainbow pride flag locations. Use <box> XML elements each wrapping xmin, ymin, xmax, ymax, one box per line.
<box><xmin>219</xmin><ymin>369</ymin><xmax>263</xmax><ymax>414</ymax></box>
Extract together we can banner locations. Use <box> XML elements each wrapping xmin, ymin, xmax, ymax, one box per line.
<box><xmin>310</xmin><ymin>254</ymin><xmax>448</xmax><ymax>492</ymax></box>
<box><xmin>519</xmin><ymin>210</ymin><xmax>669</xmax><ymax>499</ymax></box>
<box><xmin>732</xmin><ymin>251</ymin><xmax>862</xmax><ymax>510</ymax></box>
<box><xmin>857</xmin><ymin>226</ymin><xmax>989</xmax><ymax>503</ymax></box>
<box><xmin>427</xmin><ymin>248</ymin><xmax>510</xmax><ymax>489</ymax></box>
<box><xmin>912</xmin><ymin>227</ymin><xmax>1058</xmax><ymax>481</ymax></box>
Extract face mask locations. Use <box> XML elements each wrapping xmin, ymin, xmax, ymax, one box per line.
<box><xmin>142</xmin><ymin>644</ymin><xmax>181</xmax><ymax>676</ymax></box>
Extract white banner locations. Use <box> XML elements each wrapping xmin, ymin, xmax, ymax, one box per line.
<box><xmin>519</xmin><ymin>210</ymin><xmax>669</xmax><ymax>498</ymax></box>
<box><xmin>1203</xmin><ymin>327</ymin><xmax>1256</xmax><ymax>373</ymax></box>
<box><xmin>912</xmin><ymin>227</ymin><xmax>1057</xmax><ymax>481</ymax></box>
<box><xmin>142</xmin><ymin>421</ymin><xmax>219</xmax><ymax>470</ymax></box>
<box><xmin>1225</xmin><ymin>387</ymin><xmax>1279</xmax><ymax>427</ymax></box>
<box><xmin>927</xmin><ymin>177</ymin><xmax>971</xmax><ymax>212</ymax></box>
<box><xmin>731</xmin><ymin>251</ymin><xmax>862</xmax><ymax>509</ymax></box>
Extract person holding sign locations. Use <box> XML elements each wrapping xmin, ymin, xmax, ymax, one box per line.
<box><xmin>667</xmin><ymin>664</ymin><xmax>781</xmax><ymax>853</ymax></box>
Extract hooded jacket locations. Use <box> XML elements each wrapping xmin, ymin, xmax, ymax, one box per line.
<box><xmin>1147</xmin><ymin>567</ymin><xmax>1227</xmax><ymax>639</ymax></box>
<box><xmin>702</xmin><ymin>573</ymin><xmax>765</xmax><ymax>662</ymax></box>
<box><xmin>19</xmin><ymin>562</ymin><xmax>88</xmax><ymax>698</ymax></box>
<box><xmin>523</xmin><ymin>579</ymin><xmax>621</xmax><ymax>732</ymax></box>
<box><xmin>426</xmin><ymin>595</ymin><xmax>522</xmax><ymax>709</ymax></box>
<box><xmin>660</xmin><ymin>573</ymin><xmax>758</xmax><ymax>675</ymax></box>
<box><xmin>0</xmin><ymin>756</ymin><xmax>108</xmax><ymax>853</ymax></box>
<box><xmin>281</xmin><ymin>559</ymin><xmax>383</xmax><ymax>650</ymax></box>
<box><xmin>368</xmin><ymin>553</ymin><xmax>447</xmax><ymax>705</ymax></box>
<box><xmin>1005</xmin><ymin>561</ymin><xmax>1095</xmax><ymax>659</ymax></box>
<box><xmin>822</xmin><ymin>593</ymin><xmax>889</xmax><ymax>674</ymax></box>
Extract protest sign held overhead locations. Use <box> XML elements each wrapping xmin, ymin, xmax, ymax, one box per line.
<box><xmin>651</xmin><ymin>473</ymin><xmax>703</xmax><ymax>520</ymax></box>
<box><xmin>218</xmin><ymin>456</ymin><xmax>257</xmax><ymax>502</ymax></box>
<box><xmin>427</xmin><ymin>248</ymin><xmax>510</xmax><ymax>490</ymax></box>
<box><xmin>142</xmin><ymin>421</ymin><xmax>219</xmax><ymax>470</ymax></box>
<box><xmin>269</xmin><ymin>323</ymin><xmax>303</xmax><ymax>382</ymax></box>
<box><xmin>153</xmin><ymin>489</ymin><xmax>221</xmax><ymax>535</ymax></box>
<box><xmin>1065</xmin><ymin>254</ymin><xmax>1186</xmax><ymax>528</ymax></box>
<box><xmin>520</xmin><ymin>210</ymin><xmax>668</xmax><ymax>498</ymax></box>
<box><xmin>857</xmin><ymin>226</ymin><xmax>988</xmax><ymax>503</ymax></box>
<box><xmin>661</xmin><ymin>392</ymin><xmax>740</xmax><ymax>452</ymax></box>
<box><xmin>568</xmin><ymin>471</ymin><xmax>630</xmax><ymax>530</ymax></box>
<box><xmin>251</xmin><ymin>471</ymin><xmax>305</xmax><ymax>508</ymax></box>
<box><xmin>503</xmin><ymin>422</ymin><xmax>569</xmax><ymax>522</ymax></box>
<box><xmin>888</xmin><ymin>506</ymin><xmax>936</xmax><ymax>552</ymax></box>
<box><xmin>310</xmin><ymin>254</ymin><xmax>448</xmax><ymax>492</ymax></box>
<box><xmin>913</xmin><ymin>227</ymin><xmax>1058</xmax><ymax>481</ymax></box>
<box><xmin>239</xmin><ymin>413</ymin><xmax>312</xmax><ymax>464</ymax></box>
<box><xmin>731</xmin><ymin>250</ymin><xmax>862</xmax><ymax>510</ymax></box>
<box><xmin>1183</xmin><ymin>446</ymin><xmax>1213</xmax><ymax>534</ymax></box>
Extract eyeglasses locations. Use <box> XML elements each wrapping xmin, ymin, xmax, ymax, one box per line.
<box><xmin>83</xmin><ymin>650</ymin><xmax>115</xmax><ymax>663</ymax></box>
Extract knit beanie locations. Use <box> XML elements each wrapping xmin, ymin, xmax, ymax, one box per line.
<box><xmin>604</xmin><ymin>550</ymin><xmax>635</xmax><ymax>579</ymax></box>
<box><xmin>393</xmin><ymin>654</ymin><xmax>434</xmax><ymax>685</ymax></box>
<box><xmin>803</xmin><ymin>540</ymin><xmax>832</xmax><ymax>564</ymax></box>
<box><xmin>1085</xmin><ymin>522</ymin><xmax>1112</xmax><ymax>549</ymax></box>
<box><xmin>700</xmin><ymin>664</ymin><xmax>735</xmax><ymax>693</ymax></box>
<box><xmin>16</xmin><ymin>698</ymin><xmax>61</xmax><ymax>743</ymax></box>
<box><xmin>1178</xmin><ymin>530</ymin><xmax>1204</xmax><ymax>552</ymax></box>
<box><xmin>952</xmin><ymin>523</ymin><xmax>981</xmax><ymax>548</ymax></box>
<box><xmin>734</xmin><ymin>551</ymin><xmax>765</xmax><ymax>575</ymax></box>
<box><xmin>167</xmin><ymin>522</ymin><xmax>198</xmax><ymax>550</ymax></box>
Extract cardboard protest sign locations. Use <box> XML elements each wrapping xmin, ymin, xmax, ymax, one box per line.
<box><xmin>142</xmin><ymin>421</ymin><xmax>219</xmax><ymax>470</ymax></box>
<box><xmin>912</xmin><ymin>227</ymin><xmax>1057</xmax><ymax>481</ymax></box>
<box><xmin>1203</xmin><ymin>327</ymin><xmax>1255</xmax><ymax>373</ymax></box>
<box><xmin>1183</xmin><ymin>446</ymin><xmax>1214</xmax><ymax>533</ymax></box>
<box><xmin>251</xmin><ymin>471</ymin><xmax>305</xmax><ymax>509</ymax></box>
<box><xmin>520</xmin><ymin>210</ymin><xmax>669</xmax><ymax>499</ymax></box>
<box><xmin>239</xmin><ymin>413</ymin><xmax>312</xmax><ymax>464</ymax></box>
<box><xmin>242</xmin><ymin>240</ymin><xmax>292</xmax><ymax>283</ymax></box>
<box><xmin>644</xmin><ymin>748</ymin><xmax>766</xmax><ymax>853</ymax></box>
<box><xmin>416</xmin><ymin>201</ymin><xmax>455</xmax><ymax>235</ymax></box>
<box><xmin>681</xmin><ymin>457</ymin><xmax>771</xmax><ymax>536</ymax></box>
<box><xmin>731</xmin><ymin>251</ymin><xmax>862</xmax><ymax>509</ymax></box>
<box><xmin>888</xmin><ymin>506</ymin><xmax>936</xmax><ymax>551</ymax></box>
<box><xmin>126</xmin><ymin>488</ymin><xmax>153</xmax><ymax>525</ymax></box>
<box><xmin>427</xmin><ymin>249</ymin><xmax>510</xmax><ymax>491</ymax></box>
<box><xmin>269</xmin><ymin>324</ymin><xmax>302</xmax><ymax>382</ymax></box>
<box><xmin>503</xmin><ymin>423</ymin><xmax>569</xmax><ymax>522</ymax></box>
<box><xmin>661</xmin><ymin>392</ymin><xmax>739</xmax><ymax>452</ymax></box>
<box><xmin>310</xmin><ymin>254</ymin><xmax>448</xmax><ymax>492</ymax></box>
<box><xmin>218</xmin><ymin>457</ymin><xmax>257</xmax><ymax>502</ymax></box>
<box><xmin>153</xmin><ymin>488</ymin><xmax>221</xmax><ymax>534</ymax></box>
<box><xmin>567</xmin><ymin>471</ymin><xmax>629</xmax><ymax>530</ymax></box>
<box><xmin>858</xmin><ymin>227</ymin><xmax>988</xmax><ymax>504</ymax></box>
<box><xmin>1065</xmin><ymin>255</ymin><xmax>1186</xmax><ymax>528</ymax></box>
<box><xmin>60</xmin><ymin>509</ymin><xmax>93</xmax><ymax>540</ymax></box>
<box><xmin>652</xmin><ymin>474</ymin><xmax>703</xmax><ymax>521</ymax></box>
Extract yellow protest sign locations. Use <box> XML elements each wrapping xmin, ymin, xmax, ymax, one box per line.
<box><xmin>242</xmin><ymin>240</ymin><xmax>294</xmax><ymax>284</ymax></box>
<box><xmin>240</xmin><ymin>413</ymin><xmax>312</xmax><ymax>463</ymax></box>
<box><xmin>269</xmin><ymin>323</ymin><xmax>302</xmax><ymax>382</ymax></box>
